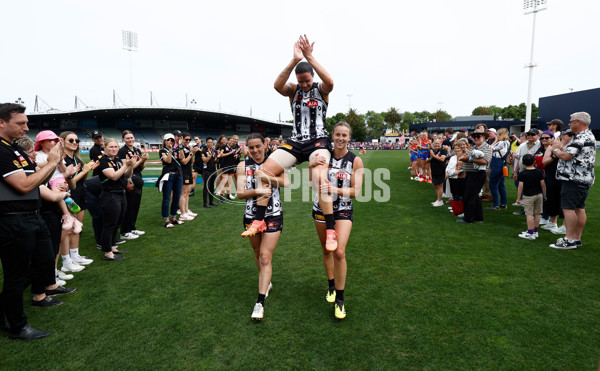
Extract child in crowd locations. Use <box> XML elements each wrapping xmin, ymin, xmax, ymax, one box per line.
<box><xmin>517</xmin><ymin>154</ymin><xmax>546</xmax><ymax>240</ymax></box>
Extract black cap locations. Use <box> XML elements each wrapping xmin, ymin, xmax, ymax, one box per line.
<box><xmin>91</xmin><ymin>130</ymin><xmax>103</xmax><ymax>139</ymax></box>
<box><xmin>172</xmin><ymin>130</ymin><xmax>183</xmax><ymax>136</ymax></box>
<box><xmin>526</xmin><ymin>129</ymin><xmax>539</xmax><ymax>136</ymax></box>
<box><xmin>522</xmin><ymin>154</ymin><xmax>536</xmax><ymax>166</ymax></box>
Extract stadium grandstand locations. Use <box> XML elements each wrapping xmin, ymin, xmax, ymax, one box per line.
<box><xmin>25</xmin><ymin>105</ymin><xmax>292</xmax><ymax>150</ymax></box>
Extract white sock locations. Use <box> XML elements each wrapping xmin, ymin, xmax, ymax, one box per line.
<box><xmin>62</xmin><ymin>254</ymin><xmax>72</xmax><ymax>264</ymax></box>
<box><xmin>70</xmin><ymin>248</ymin><xmax>79</xmax><ymax>258</ymax></box>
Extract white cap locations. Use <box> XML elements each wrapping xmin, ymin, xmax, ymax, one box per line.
<box><xmin>487</xmin><ymin>128</ymin><xmax>497</xmax><ymax>133</ymax></box>
<box><xmin>163</xmin><ymin>133</ymin><xmax>175</xmax><ymax>140</ymax></box>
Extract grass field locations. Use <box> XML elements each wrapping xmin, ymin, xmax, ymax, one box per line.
<box><xmin>1</xmin><ymin>150</ymin><xmax>599</xmax><ymax>370</ymax></box>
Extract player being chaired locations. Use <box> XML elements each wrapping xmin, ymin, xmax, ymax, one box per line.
<box><xmin>241</xmin><ymin>34</ymin><xmax>338</xmax><ymax>251</ymax></box>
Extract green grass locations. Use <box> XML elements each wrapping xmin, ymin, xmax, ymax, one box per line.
<box><xmin>1</xmin><ymin>150</ymin><xmax>599</xmax><ymax>370</ymax></box>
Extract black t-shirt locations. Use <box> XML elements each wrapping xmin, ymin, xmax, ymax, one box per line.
<box><xmin>201</xmin><ymin>147</ymin><xmax>217</xmax><ymax>172</ymax></box>
<box><xmin>89</xmin><ymin>144</ymin><xmax>104</xmax><ymax>177</ymax></box>
<box><xmin>159</xmin><ymin>148</ymin><xmax>182</xmax><ymax>174</ymax></box>
<box><xmin>180</xmin><ymin>146</ymin><xmax>193</xmax><ymax>174</ymax></box>
<box><xmin>429</xmin><ymin>148</ymin><xmax>448</xmax><ymax>176</ymax></box>
<box><xmin>98</xmin><ymin>155</ymin><xmax>126</xmax><ymax>191</ymax></box>
<box><xmin>518</xmin><ymin>168</ymin><xmax>545</xmax><ymax>196</ymax></box>
<box><xmin>193</xmin><ymin>144</ymin><xmax>205</xmax><ymax>171</ymax></box>
<box><xmin>63</xmin><ymin>154</ymin><xmax>86</xmax><ymax>198</ymax></box>
<box><xmin>118</xmin><ymin>145</ymin><xmax>143</xmax><ymax>177</ymax></box>
<box><xmin>0</xmin><ymin>137</ymin><xmax>41</xmax><ymax>212</ymax></box>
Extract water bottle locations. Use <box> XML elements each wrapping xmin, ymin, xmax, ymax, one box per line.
<box><xmin>64</xmin><ymin>197</ymin><xmax>81</xmax><ymax>214</ymax></box>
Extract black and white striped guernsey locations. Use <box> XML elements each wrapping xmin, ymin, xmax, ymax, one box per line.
<box><xmin>313</xmin><ymin>151</ymin><xmax>356</xmax><ymax>213</ymax></box>
<box><xmin>244</xmin><ymin>156</ymin><xmax>282</xmax><ymax>219</ymax></box>
<box><xmin>290</xmin><ymin>82</ymin><xmax>328</xmax><ymax>143</ymax></box>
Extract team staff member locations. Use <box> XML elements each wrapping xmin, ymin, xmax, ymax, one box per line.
<box><xmin>236</xmin><ymin>133</ymin><xmax>289</xmax><ymax>320</ymax></box>
<box><xmin>0</xmin><ymin>103</ymin><xmax>64</xmax><ymax>340</ymax></box>
<box><xmin>191</xmin><ymin>136</ymin><xmax>204</xmax><ymax>197</ymax></box>
<box><xmin>244</xmin><ymin>35</ymin><xmax>337</xmax><ymax>252</ymax></box>
<box><xmin>97</xmin><ymin>138</ymin><xmax>135</xmax><ymax>260</ymax></box>
<box><xmin>118</xmin><ymin>130</ymin><xmax>148</xmax><ymax>238</ymax></box>
<box><xmin>201</xmin><ymin>137</ymin><xmax>219</xmax><ymax>208</ymax></box>
<box><xmin>309</xmin><ymin>122</ymin><xmax>364</xmax><ymax>320</ymax></box>
<box><xmin>85</xmin><ymin>130</ymin><xmax>105</xmax><ymax>248</ymax></box>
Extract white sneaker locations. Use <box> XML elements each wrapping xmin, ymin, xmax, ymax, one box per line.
<box><xmin>541</xmin><ymin>223</ymin><xmax>557</xmax><ymax>230</ymax></box>
<box><xmin>72</xmin><ymin>255</ymin><xmax>94</xmax><ymax>265</ymax></box>
<box><xmin>251</xmin><ymin>303</ymin><xmax>264</xmax><ymax>320</ymax></box>
<box><xmin>120</xmin><ymin>232</ymin><xmax>139</xmax><ymax>240</ymax></box>
<box><xmin>187</xmin><ymin>211</ymin><xmax>198</xmax><ymax>217</ymax></box>
<box><xmin>265</xmin><ymin>282</ymin><xmax>273</xmax><ymax>298</ymax></box>
<box><xmin>539</xmin><ymin>218</ymin><xmax>549</xmax><ymax>225</ymax></box>
<box><xmin>61</xmin><ymin>261</ymin><xmax>85</xmax><ymax>272</ymax></box>
<box><xmin>176</xmin><ymin>209</ymin><xmax>181</xmax><ymax>215</ymax></box>
<box><xmin>519</xmin><ymin>231</ymin><xmax>537</xmax><ymax>239</ymax></box>
<box><xmin>457</xmin><ymin>213</ymin><xmax>464</xmax><ymax>218</ymax></box>
<box><xmin>131</xmin><ymin>230</ymin><xmax>146</xmax><ymax>235</ymax></box>
<box><xmin>55</xmin><ymin>278</ymin><xmax>66</xmax><ymax>286</ymax></box>
<box><xmin>432</xmin><ymin>200</ymin><xmax>444</xmax><ymax>207</ymax></box>
<box><xmin>57</xmin><ymin>270</ymin><xmax>74</xmax><ymax>280</ymax></box>
<box><xmin>180</xmin><ymin>213</ymin><xmax>195</xmax><ymax>221</ymax></box>
<box><xmin>550</xmin><ymin>225</ymin><xmax>567</xmax><ymax>235</ymax></box>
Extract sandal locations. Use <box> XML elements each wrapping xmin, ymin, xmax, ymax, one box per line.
<box><xmin>164</xmin><ymin>222</ymin><xmax>174</xmax><ymax>228</ymax></box>
<box><xmin>171</xmin><ymin>219</ymin><xmax>184</xmax><ymax>225</ymax></box>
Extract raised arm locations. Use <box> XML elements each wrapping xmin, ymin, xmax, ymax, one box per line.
<box><xmin>274</xmin><ymin>41</ymin><xmax>303</xmax><ymax>98</ymax></box>
<box><xmin>5</xmin><ymin>142</ymin><xmax>64</xmax><ymax>194</ymax></box>
<box><xmin>298</xmin><ymin>35</ymin><xmax>334</xmax><ymax>95</ymax></box>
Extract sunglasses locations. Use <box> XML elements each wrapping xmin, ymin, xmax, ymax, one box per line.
<box><xmin>184</xmin><ymin>139</ymin><xmax>191</xmax><ymax>142</ymax></box>
<box><xmin>67</xmin><ymin>138</ymin><xmax>80</xmax><ymax>143</ymax></box>
<box><xmin>166</xmin><ymin>138</ymin><xmax>175</xmax><ymax>142</ymax></box>
<box><xmin>472</xmin><ymin>135</ymin><xmax>483</xmax><ymax>139</ymax></box>
<box><xmin>540</xmin><ymin>137</ymin><xmax>552</xmax><ymax>140</ymax></box>
<box><xmin>526</xmin><ymin>134</ymin><xmax>537</xmax><ymax>137</ymax></box>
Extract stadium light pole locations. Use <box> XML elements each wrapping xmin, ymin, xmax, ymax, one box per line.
<box><xmin>122</xmin><ymin>30</ymin><xmax>138</xmax><ymax>106</ymax></box>
<box><xmin>523</xmin><ymin>0</ymin><xmax>547</xmax><ymax>131</ymax></box>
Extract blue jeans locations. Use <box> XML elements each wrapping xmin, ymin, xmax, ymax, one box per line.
<box><xmin>162</xmin><ymin>173</ymin><xmax>183</xmax><ymax>219</ymax></box>
<box><xmin>489</xmin><ymin>157</ymin><xmax>507</xmax><ymax>207</ymax></box>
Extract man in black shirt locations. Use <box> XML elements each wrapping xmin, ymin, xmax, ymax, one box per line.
<box><xmin>0</xmin><ymin>103</ymin><xmax>63</xmax><ymax>340</ymax></box>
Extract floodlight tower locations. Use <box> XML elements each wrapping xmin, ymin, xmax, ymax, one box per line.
<box><xmin>122</xmin><ymin>30</ymin><xmax>138</xmax><ymax>106</ymax></box>
<box><xmin>523</xmin><ymin>0</ymin><xmax>547</xmax><ymax>131</ymax></box>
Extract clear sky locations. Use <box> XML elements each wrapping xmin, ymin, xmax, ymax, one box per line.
<box><xmin>3</xmin><ymin>0</ymin><xmax>599</xmax><ymax>122</ymax></box>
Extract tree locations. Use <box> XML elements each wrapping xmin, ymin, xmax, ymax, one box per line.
<box><xmin>401</xmin><ymin>111</ymin><xmax>417</xmax><ymax>131</ymax></box>
<box><xmin>326</xmin><ymin>112</ymin><xmax>346</xmax><ymax>134</ymax></box>
<box><xmin>345</xmin><ymin>108</ymin><xmax>366</xmax><ymax>142</ymax></box>
<box><xmin>365</xmin><ymin>110</ymin><xmax>385</xmax><ymax>138</ymax></box>
<box><xmin>384</xmin><ymin>107</ymin><xmax>402</xmax><ymax>133</ymax></box>
<box><xmin>432</xmin><ymin>109</ymin><xmax>452</xmax><ymax>123</ymax></box>
<box><xmin>472</xmin><ymin>105</ymin><xmax>503</xmax><ymax>120</ymax></box>
<box><xmin>414</xmin><ymin>110</ymin><xmax>431</xmax><ymax>123</ymax></box>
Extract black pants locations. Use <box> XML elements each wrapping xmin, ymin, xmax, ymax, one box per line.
<box><xmin>100</xmin><ymin>191</ymin><xmax>127</xmax><ymax>252</ymax></box>
<box><xmin>463</xmin><ymin>171</ymin><xmax>486</xmax><ymax>223</ymax></box>
<box><xmin>0</xmin><ymin>213</ymin><xmax>54</xmax><ymax>332</ymax></box>
<box><xmin>202</xmin><ymin>170</ymin><xmax>217</xmax><ymax>204</ymax></box>
<box><xmin>450</xmin><ymin>178</ymin><xmax>466</xmax><ymax>201</ymax></box>
<box><xmin>121</xmin><ymin>185</ymin><xmax>142</xmax><ymax>234</ymax></box>
<box><xmin>84</xmin><ymin>176</ymin><xmax>103</xmax><ymax>246</ymax></box>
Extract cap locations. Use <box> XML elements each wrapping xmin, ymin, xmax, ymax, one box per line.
<box><xmin>34</xmin><ymin>130</ymin><xmax>60</xmax><ymax>151</ymax></box>
<box><xmin>546</xmin><ymin>119</ymin><xmax>564</xmax><ymax>126</ymax></box>
<box><xmin>172</xmin><ymin>130</ymin><xmax>183</xmax><ymax>136</ymax></box>
<box><xmin>91</xmin><ymin>130</ymin><xmax>103</xmax><ymax>139</ymax></box>
<box><xmin>163</xmin><ymin>133</ymin><xmax>175</xmax><ymax>141</ymax></box>
<box><xmin>522</xmin><ymin>154</ymin><xmax>535</xmax><ymax>166</ymax></box>
<box><xmin>526</xmin><ymin>129</ymin><xmax>539</xmax><ymax>136</ymax></box>
<box><xmin>487</xmin><ymin>128</ymin><xmax>497</xmax><ymax>133</ymax></box>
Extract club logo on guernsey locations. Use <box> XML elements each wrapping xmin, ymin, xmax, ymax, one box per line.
<box><xmin>307</xmin><ymin>100</ymin><xmax>318</xmax><ymax>108</ymax></box>
<box><xmin>246</xmin><ymin>169</ymin><xmax>254</xmax><ymax>176</ymax></box>
<box><xmin>336</xmin><ymin>173</ymin><xmax>350</xmax><ymax>180</ymax></box>
<box><xmin>315</xmin><ymin>142</ymin><xmax>325</xmax><ymax>147</ymax></box>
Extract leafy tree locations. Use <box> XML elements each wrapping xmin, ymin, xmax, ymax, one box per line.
<box><xmin>401</xmin><ymin>111</ymin><xmax>417</xmax><ymax>131</ymax></box>
<box><xmin>432</xmin><ymin>109</ymin><xmax>452</xmax><ymax>122</ymax></box>
<box><xmin>345</xmin><ymin>108</ymin><xmax>366</xmax><ymax>142</ymax></box>
<box><xmin>384</xmin><ymin>107</ymin><xmax>402</xmax><ymax>132</ymax></box>
<box><xmin>365</xmin><ymin>110</ymin><xmax>385</xmax><ymax>138</ymax></box>
<box><xmin>326</xmin><ymin>112</ymin><xmax>346</xmax><ymax>134</ymax></box>
<box><xmin>472</xmin><ymin>105</ymin><xmax>503</xmax><ymax>120</ymax></box>
<box><xmin>414</xmin><ymin>110</ymin><xmax>431</xmax><ymax>123</ymax></box>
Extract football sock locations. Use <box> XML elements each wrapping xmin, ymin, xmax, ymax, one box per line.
<box><xmin>257</xmin><ymin>294</ymin><xmax>266</xmax><ymax>305</ymax></box>
<box><xmin>336</xmin><ymin>289</ymin><xmax>344</xmax><ymax>302</ymax></box>
<box><xmin>325</xmin><ymin>214</ymin><xmax>335</xmax><ymax>230</ymax></box>
<box><xmin>328</xmin><ymin>279</ymin><xmax>335</xmax><ymax>293</ymax></box>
